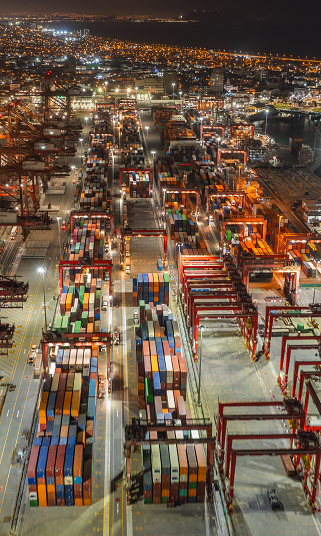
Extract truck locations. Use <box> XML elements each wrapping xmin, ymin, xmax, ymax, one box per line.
<box><xmin>102</xmin><ymin>294</ymin><xmax>108</xmax><ymax>311</ymax></box>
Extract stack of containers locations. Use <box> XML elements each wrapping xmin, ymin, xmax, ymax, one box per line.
<box><xmin>121</xmin><ymin>171</ymin><xmax>151</xmax><ymax>198</ymax></box>
<box><xmin>28</xmin><ymin>446</ymin><xmax>40</xmax><ymax>506</ymax></box>
<box><xmin>151</xmin><ymin>444</ymin><xmax>161</xmax><ymax>504</ymax></box>
<box><xmin>133</xmin><ymin>292</ymin><xmax>207</xmax><ymax>506</ymax></box>
<box><xmin>177</xmin><ymin>444</ymin><xmax>188</xmax><ymax>504</ymax></box>
<box><xmin>70</xmin><ymin>218</ymin><xmax>106</xmax><ymax>261</ymax></box>
<box><xmin>56</xmin><ymin>279</ymin><xmax>103</xmax><ymax>335</ymax></box>
<box><xmin>46</xmin><ymin>445</ymin><xmax>57</xmax><ymax>506</ymax></box>
<box><xmin>195</xmin><ymin>444</ymin><xmax>206</xmax><ymax>503</ymax></box>
<box><xmin>160</xmin><ymin>445</ymin><xmax>170</xmax><ymax>503</ymax></box>
<box><xmin>169</xmin><ymin>443</ymin><xmax>179</xmax><ymax>502</ymax></box>
<box><xmin>64</xmin><ymin>444</ymin><xmax>74</xmax><ymax>506</ymax></box>
<box><xmin>143</xmin><ymin>465</ymin><xmax>153</xmax><ymax>504</ymax></box>
<box><xmin>187</xmin><ymin>445</ymin><xmax>197</xmax><ymax>503</ymax></box>
<box><xmin>132</xmin><ymin>277</ymin><xmax>138</xmax><ymax>306</ymax></box>
<box><xmin>27</xmin><ymin>345</ymin><xmax>96</xmax><ymax>507</ymax></box>
<box><xmin>55</xmin><ymin>445</ymin><xmax>66</xmax><ymax>506</ymax></box>
<box><xmin>133</xmin><ymin>273</ymin><xmax>169</xmax><ymax>305</ymax></box>
<box><xmin>36</xmin><ymin>446</ymin><xmax>49</xmax><ymax>507</ymax></box>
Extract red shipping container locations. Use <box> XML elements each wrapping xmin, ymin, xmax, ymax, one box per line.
<box><xmin>55</xmin><ymin>445</ymin><xmax>66</xmax><ymax>486</ymax></box>
<box><xmin>28</xmin><ymin>446</ymin><xmax>40</xmax><ymax>481</ymax></box>
<box><xmin>46</xmin><ymin>445</ymin><xmax>57</xmax><ymax>482</ymax></box>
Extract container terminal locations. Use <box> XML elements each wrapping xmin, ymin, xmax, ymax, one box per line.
<box><xmin>2</xmin><ymin>22</ymin><xmax>321</xmax><ymax>536</ymax></box>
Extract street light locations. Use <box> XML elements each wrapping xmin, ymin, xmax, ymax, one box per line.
<box><xmin>277</xmin><ymin>215</ymin><xmax>284</xmax><ymax>254</ymax></box>
<box><xmin>79</xmin><ymin>138</ymin><xmax>83</xmax><ymax>159</ymax></box>
<box><xmin>179</xmin><ymin>91</ymin><xmax>182</xmax><ymax>112</ymax></box>
<box><xmin>56</xmin><ymin>217</ymin><xmax>62</xmax><ymax>259</ymax></box>
<box><xmin>265</xmin><ymin>109</ymin><xmax>269</xmax><ymax>136</ymax></box>
<box><xmin>172</xmin><ymin>83</ymin><xmax>175</xmax><ymax>100</ymax></box>
<box><xmin>198</xmin><ymin>325</ymin><xmax>205</xmax><ymax>405</ymax></box>
<box><xmin>199</xmin><ymin>117</ymin><xmax>203</xmax><ymax>146</ymax></box>
<box><xmin>145</xmin><ymin>126</ymin><xmax>149</xmax><ymax>142</ymax></box>
<box><xmin>151</xmin><ymin>150</ymin><xmax>156</xmax><ymax>169</ymax></box>
<box><xmin>313</xmin><ymin>260</ymin><xmax>321</xmax><ymax>304</ymax></box>
<box><xmin>38</xmin><ymin>267</ymin><xmax>48</xmax><ymax>332</ymax></box>
<box><xmin>84</xmin><ymin>117</ymin><xmax>88</xmax><ymax>126</ymax></box>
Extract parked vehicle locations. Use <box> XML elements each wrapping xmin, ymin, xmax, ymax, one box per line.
<box><xmin>267</xmin><ymin>489</ymin><xmax>283</xmax><ymax>510</ymax></box>
<box><xmin>113</xmin><ymin>326</ymin><xmax>120</xmax><ymax>345</ymax></box>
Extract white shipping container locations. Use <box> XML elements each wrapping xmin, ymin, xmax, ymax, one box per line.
<box><xmin>151</xmin><ymin>444</ymin><xmax>161</xmax><ymax>483</ymax></box>
<box><xmin>169</xmin><ymin>444</ymin><xmax>179</xmax><ymax>483</ymax></box>
<box><xmin>165</xmin><ymin>355</ymin><xmax>173</xmax><ymax>383</ymax></box>
<box><xmin>166</xmin><ymin>390</ymin><xmax>175</xmax><ymax>412</ymax></box>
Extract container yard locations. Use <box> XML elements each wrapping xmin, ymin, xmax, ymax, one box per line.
<box><xmin>25</xmin><ymin>100</ymin><xmax>115</xmax><ymax>510</ymax></box>
<box><xmin>8</xmin><ymin>89</ymin><xmax>321</xmax><ymax>536</ymax></box>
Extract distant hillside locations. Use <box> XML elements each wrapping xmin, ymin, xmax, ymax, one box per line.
<box><xmin>182</xmin><ymin>9</ymin><xmax>244</xmax><ymax>23</ymax></box>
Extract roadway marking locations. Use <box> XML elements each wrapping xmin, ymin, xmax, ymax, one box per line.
<box><xmin>0</xmin><ymin>231</ymin><xmax>58</xmax><ymax>517</ymax></box>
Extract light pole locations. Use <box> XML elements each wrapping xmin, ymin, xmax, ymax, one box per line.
<box><xmin>84</xmin><ymin>117</ymin><xmax>88</xmax><ymax>127</ymax></box>
<box><xmin>265</xmin><ymin>109</ymin><xmax>269</xmax><ymax>136</ymax></box>
<box><xmin>151</xmin><ymin>150</ymin><xmax>156</xmax><ymax>169</ymax></box>
<box><xmin>313</xmin><ymin>260</ymin><xmax>320</xmax><ymax>304</ymax></box>
<box><xmin>56</xmin><ymin>217</ymin><xmax>62</xmax><ymax>259</ymax></box>
<box><xmin>172</xmin><ymin>83</ymin><xmax>175</xmax><ymax>100</ymax></box>
<box><xmin>38</xmin><ymin>267</ymin><xmax>48</xmax><ymax>332</ymax></box>
<box><xmin>277</xmin><ymin>215</ymin><xmax>284</xmax><ymax>254</ymax></box>
<box><xmin>198</xmin><ymin>325</ymin><xmax>205</xmax><ymax>405</ymax></box>
<box><xmin>79</xmin><ymin>138</ymin><xmax>83</xmax><ymax>159</ymax></box>
<box><xmin>179</xmin><ymin>91</ymin><xmax>182</xmax><ymax>112</ymax></box>
<box><xmin>200</xmin><ymin>117</ymin><xmax>203</xmax><ymax>146</ymax></box>
<box><xmin>145</xmin><ymin>126</ymin><xmax>149</xmax><ymax>147</ymax></box>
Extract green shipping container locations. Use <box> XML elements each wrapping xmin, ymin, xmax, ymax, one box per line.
<box><xmin>55</xmin><ymin>316</ymin><xmax>63</xmax><ymax>332</ymax></box>
<box><xmin>62</xmin><ymin>316</ymin><xmax>69</xmax><ymax>333</ymax></box>
<box><xmin>145</xmin><ymin>378</ymin><xmax>154</xmax><ymax>403</ymax></box>
<box><xmin>81</xmin><ymin>312</ymin><xmax>88</xmax><ymax>328</ymax></box>
<box><xmin>163</xmin><ymin>273</ymin><xmax>169</xmax><ymax>287</ymax></box>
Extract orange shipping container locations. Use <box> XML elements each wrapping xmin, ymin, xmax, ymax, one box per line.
<box><xmin>39</xmin><ymin>392</ymin><xmax>49</xmax><ymax>422</ymax></box>
<box><xmin>71</xmin><ymin>391</ymin><xmax>80</xmax><ymax>419</ymax></box>
<box><xmin>63</xmin><ymin>391</ymin><xmax>72</xmax><ymax>415</ymax></box>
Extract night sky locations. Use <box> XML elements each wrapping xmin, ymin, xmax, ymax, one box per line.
<box><xmin>1</xmin><ymin>0</ymin><xmax>320</xmax><ymax>56</ymax></box>
<box><xmin>0</xmin><ymin>0</ymin><xmax>319</xmax><ymax>22</ymax></box>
